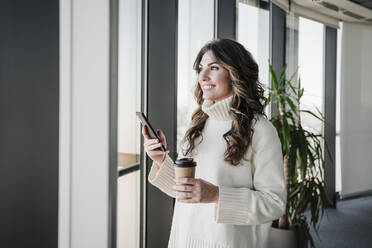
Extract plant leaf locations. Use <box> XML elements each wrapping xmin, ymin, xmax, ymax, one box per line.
<box><xmin>269</xmin><ymin>63</ymin><xmax>279</xmax><ymax>91</ymax></box>
<box><xmin>300</xmin><ymin>110</ymin><xmax>324</xmax><ymax>122</ymax></box>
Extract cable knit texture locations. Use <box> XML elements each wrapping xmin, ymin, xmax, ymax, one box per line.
<box><xmin>148</xmin><ymin>95</ymin><xmax>286</xmax><ymax>248</ymax></box>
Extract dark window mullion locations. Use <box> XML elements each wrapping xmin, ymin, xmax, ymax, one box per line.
<box><xmin>215</xmin><ymin>0</ymin><xmax>236</xmax><ymax>39</ymax></box>
<box><xmin>144</xmin><ymin>0</ymin><xmax>178</xmax><ymax>247</ymax></box>
<box><xmin>324</xmin><ymin>26</ymin><xmax>337</xmax><ymax>207</ymax></box>
<box><xmin>269</xmin><ymin>2</ymin><xmax>286</xmax><ymax>118</ymax></box>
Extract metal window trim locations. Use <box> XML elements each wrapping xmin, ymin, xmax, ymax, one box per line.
<box><xmin>118</xmin><ymin>163</ymin><xmax>141</xmax><ymax>177</ymax></box>
<box><xmin>109</xmin><ymin>0</ymin><xmax>119</xmax><ymax>247</ymax></box>
<box><xmin>269</xmin><ymin>1</ymin><xmax>286</xmax><ymax>118</ymax></box>
<box><xmin>140</xmin><ymin>0</ymin><xmax>148</xmax><ymax>247</ymax></box>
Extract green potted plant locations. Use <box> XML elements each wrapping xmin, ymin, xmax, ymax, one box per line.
<box><xmin>266</xmin><ymin>64</ymin><xmax>332</xmax><ymax>248</ymax></box>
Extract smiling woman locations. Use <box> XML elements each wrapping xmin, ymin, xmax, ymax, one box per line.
<box><xmin>144</xmin><ymin>39</ymin><xmax>287</xmax><ymax>248</ymax></box>
<box><xmin>184</xmin><ymin>39</ymin><xmax>267</xmax><ymax>166</ymax></box>
<box><xmin>197</xmin><ymin>51</ymin><xmax>232</xmax><ymax>103</ymax></box>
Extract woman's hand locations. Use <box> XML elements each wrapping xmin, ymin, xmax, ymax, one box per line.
<box><xmin>142</xmin><ymin>126</ymin><xmax>170</xmax><ymax>165</ymax></box>
<box><xmin>173</xmin><ymin>178</ymin><xmax>219</xmax><ymax>204</ymax></box>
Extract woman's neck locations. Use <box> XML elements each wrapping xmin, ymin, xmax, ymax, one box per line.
<box><xmin>209</xmin><ymin>93</ymin><xmax>233</xmax><ymax>105</ymax></box>
<box><xmin>201</xmin><ymin>95</ymin><xmax>233</xmax><ymax>121</ymax></box>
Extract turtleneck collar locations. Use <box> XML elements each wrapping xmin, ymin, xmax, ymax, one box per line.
<box><xmin>201</xmin><ymin>95</ymin><xmax>233</xmax><ymax>121</ymax></box>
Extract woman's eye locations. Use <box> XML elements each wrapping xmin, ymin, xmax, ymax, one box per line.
<box><xmin>211</xmin><ymin>66</ymin><xmax>219</xmax><ymax>70</ymax></box>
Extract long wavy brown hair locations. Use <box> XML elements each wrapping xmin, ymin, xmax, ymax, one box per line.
<box><xmin>182</xmin><ymin>39</ymin><xmax>267</xmax><ymax>166</ymax></box>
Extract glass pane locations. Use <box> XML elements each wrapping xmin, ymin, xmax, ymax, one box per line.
<box><xmin>117</xmin><ymin>0</ymin><xmax>142</xmax><ymax>247</ymax></box>
<box><xmin>335</xmin><ymin>23</ymin><xmax>342</xmax><ymax>193</ymax></box>
<box><xmin>336</xmin><ymin>22</ymin><xmax>342</xmax><ymax>135</ymax></box>
<box><xmin>237</xmin><ymin>2</ymin><xmax>270</xmax><ymax>88</ymax></box>
<box><xmin>286</xmin><ymin>12</ymin><xmax>299</xmax><ymax>81</ymax></box>
<box><xmin>286</xmin><ymin>15</ymin><xmax>325</xmax><ymax>181</ymax></box>
<box><xmin>117</xmin><ymin>171</ymin><xmax>140</xmax><ymax>248</ymax></box>
<box><xmin>335</xmin><ymin>135</ymin><xmax>341</xmax><ymax>192</ymax></box>
<box><xmin>298</xmin><ymin>17</ymin><xmax>324</xmax><ymax>134</ymax></box>
<box><xmin>118</xmin><ymin>0</ymin><xmax>142</xmax><ymax>167</ymax></box>
<box><xmin>177</xmin><ymin>0</ymin><xmax>215</xmax><ymax>150</ymax></box>
<box><xmin>237</xmin><ymin>2</ymin><xmax>270</xmax><ymax>113</ymax></box>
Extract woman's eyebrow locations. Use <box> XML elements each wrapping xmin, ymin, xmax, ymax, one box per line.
<box><xmin>199</xmin><ymin>61</ymin><xmax>218</xmax><ymax>67</ymax></box>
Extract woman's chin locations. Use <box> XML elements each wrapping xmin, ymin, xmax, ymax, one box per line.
<box><xmin>202</xmin><ymin>93</ymin><xmax>215</xmax><ymax>100</ymax></box>
<box><xmin>203</xmin><ymin>96</ymin><xmax>214</xmax><ymax>102</ymax></box>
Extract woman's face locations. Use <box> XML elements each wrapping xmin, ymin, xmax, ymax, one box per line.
<box><xmin>198</xmin><ymin>51</ymin><xmax>232</xmax><ymax>103</ymax></box>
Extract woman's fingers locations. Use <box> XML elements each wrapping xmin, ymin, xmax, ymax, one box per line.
<box><xmin>147</xmin><ymin>142</ymin><xmax>163</xmax><ymax>151</ymax></box>
<box><xmin>147</xmin><ymin>150</ymin><xmax>169</xmax><ymax>157</ymax></box>
<box><xmin>173</xmin><ymin>183</ymin><xmax>196</xmax><ymax>201</ymax></box>
<box><xmin>173</xmin><ymin>178</ymin><xmax>219</xmax><ymax>204</ymax></box>
<box><xmin>174</xmin><ymin>177</ymin><xmax>197</xmax><ymax>185</ymax></box>
<box><xmin>142</xmin><ymin>126</ymin><xmax>167</xmax><ymax>149</ymax></box>
<box><xmin>157</xmin><ymin>129</ymin><xmax>167</xmax><ymax>147</ymax></box>
<box><xmin>175</xmin><ymin>191</ymin><xmax>194</xmax><ymax>199</ymax></box>
<box><xmin>142</xmin><ymin>125</ymin><xmax>151</xmax><ymax>139</ymax></box>
<box><xmin>144</xmin><ymin>138</ymin><xmax>160</xmax><ymax>147</ymax></box>
<box><xmin>173</xmin><ymin>184</ymin><xmax>193</xmax><ymax>192</ymax></box>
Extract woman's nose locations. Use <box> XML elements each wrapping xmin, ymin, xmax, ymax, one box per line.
<box><xmin>199</xmin><ymin>70</ymin><xmax>210</xmax><ymax>82</ymax></box>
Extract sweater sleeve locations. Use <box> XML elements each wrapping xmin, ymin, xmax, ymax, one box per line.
<box><xmin>147</xmin><ymin>121</ymin><xmax>193</xmax><ymax>198</ymax></box>
<box><xmin>214</xmin><ymin>117</ymin><xmax>287</xmax><ymax>225</ymax></box>
<box><xmin>148</xmin><ymin>154</ymin><xmax>176</xmax><ymax>198</ymax></box>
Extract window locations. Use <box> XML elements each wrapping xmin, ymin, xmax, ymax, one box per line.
<box><xmin>298</xmin><ymin>17</ymin><xmax>324</xmax><ymax>134</ymax></box>
<box><xmin>286</xmin><ymin>15</ymin><xmax>326</xmax><ymax>181</ymax></box>
<box><xmin>177</xmin><ymin>0</ymin><xmax>215</xmax><ymax>151</ymax></box>
<box><xmin>286</xmin><ymin>15</ymin><xmax>325</xmax><ymax>134</ymax></box>
<box><xmin>237</xmin><ymin>1</ymin><xmax>270</xmax><ymax>113</ymax></box>
<box><xmin>335</xmin><ymin>22</ymin><xmax>342</xmax><ymax>193</ymax></box>
<box><xmin>117</xmin><ymin>0</ymin><xmax>142</xmax><ymax>247</ymax></box>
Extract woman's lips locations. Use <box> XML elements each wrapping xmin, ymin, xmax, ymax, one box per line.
<box><xmin>202</xmin><ymin>84</ymin><xmax>216</xmax><ymax>90</ymax></box>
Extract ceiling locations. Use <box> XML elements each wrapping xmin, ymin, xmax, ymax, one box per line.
<box><xmin>293</xmin><ymin>0</ymin><xmax>372</xmax><ymax>23</ymax></box>
<box><xmin>349</xmin><ymin>0</ymin><xmax>372</xmax><ymax>11</ymax></box>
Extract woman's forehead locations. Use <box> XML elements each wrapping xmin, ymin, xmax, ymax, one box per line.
<box><xmin>200</xmin><ymin>51</ymin><xmax>217</xmax><ymax>65</ymax></box>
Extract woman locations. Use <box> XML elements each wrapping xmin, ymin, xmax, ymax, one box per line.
<box><xmin>143</xmin><ymin>39</ymin><xmax>286</xmax><ymax>248</ymax></box>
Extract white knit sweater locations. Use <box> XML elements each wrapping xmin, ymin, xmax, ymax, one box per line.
<box><xmin>148</xmin><ymin>96</ymin><xmax>286</xmax><ymax>248</ymax></box>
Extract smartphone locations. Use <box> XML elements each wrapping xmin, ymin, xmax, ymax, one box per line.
<box><xmin>136</xmin><ymin>112</ymin><xmax>166</xmax><ymax>151</ymax></box>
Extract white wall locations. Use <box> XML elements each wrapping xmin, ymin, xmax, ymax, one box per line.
<box><xmin>340</xmin><ymin>22</ymin><xmax>372</xmax><ymax>197</ymax></box>
<box><xmin>59</xmin><ymin>0</ymin><xmax>111</xmax><ymax>247</ymax></box>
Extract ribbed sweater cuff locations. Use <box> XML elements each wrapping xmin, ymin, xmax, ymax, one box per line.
<box><xmin>214</xmin><ymin>187</ymin><xmax>251</xmax><ymax>225</ymax></box>
<box><xmin>148</xmin><ymin>155</ymin><xmax>175</xmax><ymax>198</ymax></box>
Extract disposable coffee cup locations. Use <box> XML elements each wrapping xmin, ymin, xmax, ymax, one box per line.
<box><xmin>174</xmin><ymin>158</ymin><xmax>197</xmax><ymax>180</ymax></box>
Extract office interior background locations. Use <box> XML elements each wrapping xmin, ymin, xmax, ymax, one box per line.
<box><xmin>1</xmin><ymin>0</ymin><xmax>372</xmax><ymax>247</ymax></box>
